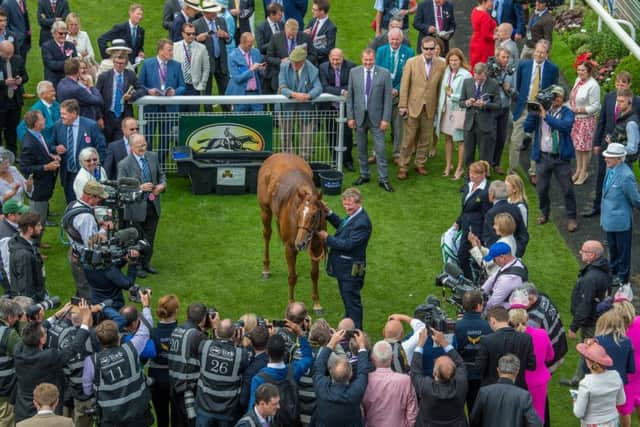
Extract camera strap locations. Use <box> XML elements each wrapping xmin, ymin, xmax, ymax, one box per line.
<box><xmin>62</xmin><ymin>203</ymin><xmax>95</xmax><ymax>246</ymax></box>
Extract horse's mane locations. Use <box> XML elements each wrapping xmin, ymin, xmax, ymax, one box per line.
<box><xmin>272</xmin><ymin>169</ymin><xmax>316</xmax><ymax>211</ymax></box>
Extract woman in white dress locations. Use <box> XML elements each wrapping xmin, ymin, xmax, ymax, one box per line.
<box><xmin>66</xmin><ymin>13</ymin><xmax>98</xmax><ymax>77</ymax></box>
<box><xmin>0</xmin><ymin>148</ymin><xmax>32</xmax><ymax>204</ymax></box>
<box><xmin>436</xmin><ymin>48</ymin><xmax>472</xmax><ymax>179</ymax></box>
<box><xmin>73</xmin><ymin>147</ymin><xmax>108</xmax><ymax>200</ymax></box>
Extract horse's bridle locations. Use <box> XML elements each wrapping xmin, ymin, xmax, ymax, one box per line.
<box><xmin>297</xmin><ymin>201</ymin><xmax>323</xmax><ymax>248</ymax></box>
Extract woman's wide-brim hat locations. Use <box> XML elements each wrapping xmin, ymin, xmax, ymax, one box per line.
<box><xmin>576</xmin><ymin>339</ymin><xmax>613</xmax><ymax>367</ymax></box>
<box><xmin>106</xmin><ymin>38</ymin><xmax>132</xmax><ymax>54</ymax></box>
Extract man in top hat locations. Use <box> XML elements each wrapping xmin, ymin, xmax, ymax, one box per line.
<box><xmin>278</xmin><ymin>45</ymin><xmax>322</xmax><ymax>160</ymax></box>
<box><xmin>600</xmin><ymin>142</ymin><xmax>640</xmax><ymax>285</ymax></box>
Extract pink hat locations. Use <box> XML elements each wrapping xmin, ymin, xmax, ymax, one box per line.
<box><xmin>614</xmin><ymin>284</ymin><xmax>633</xmax><ymax>303</ymax></box>
<box><xmin>576</xmin><ymin>339</ymin><xmax>613</xmax><ymax>367</ymax></box>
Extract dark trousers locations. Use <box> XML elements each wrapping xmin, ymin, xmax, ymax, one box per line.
<box><xmin>327</xmin><ymin>108</ymin><xmax>354</xmax><ymax>166</ymax></box>
<box><xmin>607</xmin><ymin>229</ymin><xmax>632</xmax><ymax>282</ymax></box>
<box><xmin>169</xmin><ymin>392</ymin><xmax>194</xmax><ymax>427</ymax></box>
<box><xmin>493</xmin><ymin>107</ymin><xmax>511</xmax><ymax>168</ymax></box>
<box><xmin>466</xmin><ymin>378</ymin><xmax>482</xmax><ymax>414</ymax></box>
<box><xmin>591</xmin><ymin>150</ymin><xmax>606</xmax><ymax>211</ymax></box>
<box><xmin>0</xmin><ymin>107</ymin><xmax>21</xmax><ymax>153</ymax></box>
<box><xmin>182</xmin><ymin>84</ymin><xmax>201</xmax><ymax>113</ymax></box>
<box><xmin>203</xmin><ymin>61</ymin><xmax>229</xmax><ymax>112</ymax></box>
<box><xmin>457</xmin><ymin>237</ymin><xmax>474</xmax><ymax>280</ymax></box>
<box><xmin>62</xmin><ymin>171</ymin><xmax>78</xmax><ymax>204</ymax></box>
<box><xmin>337</xmin><ymin>276</ymin><xmax>364</xmax><ymax>329</ymax></box>
<box><xmin>463</xmin><ymin>125</ymin><xmax>495</xmax><ymax>167</ymax></box>
<box><xmin>535</xmin><ymin>153</ymin><xmax>577</xmax><ymax>219</ymax></box>
<box><xmin>195</xmin><ymin>408</ymin><xmax>235</xmax><ymax>427</ymax></box>
<box><xmin>133</xmin><ymin>201</ymin><xmax>159</xmax><ymax>265</ymax></box>
<box><xmin>103</xmin><ymin>111</ymin><xmax>124</xmax><ymax>143</ymax></box>
<box><xmin>151</xmin><ymin>381</ymin><xmax>178</xmax><ymax>427</ymax></box>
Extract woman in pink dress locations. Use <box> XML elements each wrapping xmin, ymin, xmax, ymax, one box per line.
<box><xmin>613</xmin><ymin>294</ymin><xmax>640</xmax><ymax>427</ymax></box>
<box><xmin>469</xmin><ymin>0</ymin><xmax>496</xmax><ymax>71</ymax></box>
<box><xmin>569</xmin><ymin>60</ymin><xmax>601</xmax><ymax>185</ymax></box>
<box><xmin>510</xmin><ymin>308</ymin><xmax>554</xmax><ymax>423</ymax></box>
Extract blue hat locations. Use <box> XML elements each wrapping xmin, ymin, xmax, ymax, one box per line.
<box><xmin>483</xmin><ymin>242</ymin><xmax>512</xmax><ymax>262</ymax></box>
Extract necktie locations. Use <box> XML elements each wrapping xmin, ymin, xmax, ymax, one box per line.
<box><xmin>436</xmin><ymin>4</ymin><xmax>444</xmax><ymax>31</ymax></box>
<box><xmin>140</xmin><ymin>156</ymin><xmax>151</xmax><ymax>183</ymax></box>
<box><xmin>604</xmin><ymin>169</ymin><xmax>614</xmax><ymax>191</ymax></box>
<box><xmin>288</xmin><ymin>39</ymin><xmax>295</xmax><ymax>54</ymax></box>
<box><xmin>38</xmin><ymin>133</ymin><xmax>53</xmax><ymax>158</ymax></box>
<box><xmin>529</xmin><ymin>64</ymin><xmax>541</xmax><ymax>101</ymax></box>
<box><xmin>271</xmin><ymin>22</ymin><xmax>279</xmax><ymax>34</ymax></box>
<box><xmin>310</xmin><ymin>20</ymin><xmax>319</xmax><ymax>40</ymax></box>
<box><xmin>51</xmin><ymin>0</ymin><xmax>56</xmax><ymax>13</ymax></box>
<box><xmin>114</xmin><ymin>72</ymin><xmax>123</xmax><ymax>117</ymax></box>
<box><xmin>5</xmin><ymin>60</ymin><xmax>13</xmax><ymax>99</ymax></box>
<box><xmin>67</xmin><ymin>125</ymin><xmax>77</xmax><ymax>172</ymax></box>
<box><xmin>59</xmin><ymin>42</ymin><xmax>65</xmax><ymax>55</ymax></box>
<box><xmin>131</xmin><ymin>26</ymin><xmax>137</xmax><ymax>46</ymax></box>
<box><xmin>365</xmin><ymin>69</ymin><xmax>372</xmax><ymax>98</ymax></box>
<box><xmin>425</xmin><ymin>60</ymin><xmax>431</xmax><ymax>79</ymax></box>
<box><xmin>18</xmin><ymin>0</ymin><xmax>24</xmax><ymax>14</ymax></box>
<box><xmin>475</xmin><ymin>83</ymin><xmax>482</xmax><ymax>98</ymax></box>
<box><xmin>614</xmin><ymin>104</ymin><xmax>620</xmax><ymax>121</ymax></box>
<box><xmin>245</xmin><ymin>51</ymin><xmax>257</xmax><ymax>90</ymax></box>
<box><xmin>334</xmin><ymin>68</ymin><xmax>340</xmax><ymax>87</ymax></box>
<box><xmin>159</xmin><ymin>61</ymin><xmax>167</xmax><ymax>89</ymax></box>
<box><xmin>184</xmin><ymin>42</ymin><xmax>193</xmax><ymax>84</ymax></box>
<box><xmin>209</xmin><ymin>21</ymin><xmax>220</xmax><ymax>58</ymax></box>
<box><xmin>339</xmin><ymin>215</ymin><xmax>350</xmax><ymax>227</ymax></box>
<box><xmin>391</xmin><ymin>50</ymin><xmax>397</xmax><ymax>68</ymax></box>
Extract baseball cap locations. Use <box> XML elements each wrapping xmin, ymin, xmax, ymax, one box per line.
<box><xmin>2</xmin><ymin>200</ymin><xmax>30</xmax><ymax>215</ymax></box>
<box><xmin>483</xmin><ymin>242</ymin><xmax>512</xmax><ymax>262</ymax></box>
<box><xmin>83</xmin><ymin>181</ymin><xmax>109</xmax><ymax>199</ymax></box>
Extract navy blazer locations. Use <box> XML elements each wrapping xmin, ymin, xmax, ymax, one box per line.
<box><xmin>41</xmin><ymin>39</ymin><xmax>77</xmax><ymax>87</ymax></box>
<box><xmin>305</xmin><ymin>17</ymin><xmax>337</xmax><ymax>64</ymax></box>
<box><xmin>600</xmin><ymin>162</ymin><xmax>640</xmax><ymax>232</ymax></box>
<box><xmin>319</xmin><ymin>59</ymin><xmax>354</xmax><ymax>96</ymax></box>
<box><xmin>456</xmin><ymin>181</ymin><xmax>491</xmax><ymax>236</ymax></box>
<box><xmin>19</xmin><ymin>131</ymin><xmax>57</xmax><ymax>201</ymax></box>
<box><xmin>103</xmin><ymin>138</ymin><xmax>128</xmax><ymax>180</ymax></box>
<box><xmin>97</xmin><ymin>21</ymin><xmax>145</xmax><ymax>63</ymax></box>
<box><xmin>326</xmin><ymin>209</ymin><xmax>372</xmax><ymax>281</ymax></box>
<box><xmin>494</xmin><ymin>0</ymin><xmax>525</xmax><ymax>37</ymax></box>
<box><xmin>413</xmin><ymin>0</ymin><xmax>455</xmax><ymax>51</ymax></box>
<box><xmin>283</xmin><ymin>0</ymin><xmax>308</xmax><ymax>28</ymax></box>
<box><xmin>96</xmin><ymin>68</ymin><xmax>144</xmax><ymax>119</ymax></box>
<box><xmin>513</xmin><ymin>59</ymin><xmax>559</xmax><ymax>121</ymax></box>
<box><xmin>593</xmin><ymin>91</ymin><xmax>640</xmax><ymax>148</ymax></box>
<box><xmin>50</xmin><ymin>116</ymin><xmax>107</xmax><ymax>182</ymax></box>
<box><xmin>483</xmin><ymin>199</ymin><xmax>529</xmax><ymax>258</ymax></box>
<box><xmin>56</xmin><ymin>77</ymin><xmax>104</xmax><ymax>120</ymax></box>
<box><xmin>2</xmin><ymin>0</ymin><xmax>30</xmax><ymax>44</ymax></box>
<box><xmin>138</xmin><ymin>57</ymin><xmax>186</xmax><ymax>112</ymax></box>
<box><xmin>255</xmin><ymin>19</ymin><xmax>283</xmax><ymax>55</ymax></box>
<box><xmin>36</xmin><ymin>0</ymin><xmax>70</xmax><ymax>46</ymax></box>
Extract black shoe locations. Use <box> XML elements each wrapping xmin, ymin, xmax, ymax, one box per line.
<box><xmin>379</xmin><ymin>182</ymin><xmax>394</xmax><ymax>192</ymax></box>
<box><xmin>45</xmin><ymin>220</ymin><xmax>58</xmax><ymax>227</ymax></box>
<box><xmin>353</xmin><ymin>176</ymin><xmax>370</xmax><ymax>185</ymax></box>
<box><xmin>581</xmin><ymin>209</ymin><xmax>600</xmax><ymax>218</ymax></box>
<box><xmin>143</xmin><ymin>265</ymin><xmax>159</xmax><ymax>274</ymax></box>
<box><xmin>559</xmin><ymin>378</ymin><xmax>579</xmax><ymax>387</ymax></box>
<box><xmin>137</xmin><ymin>269</ymin><xmax>148</xmax><ymax>278</ymax></box>
<box><xmin>343</xmin><ymin>162</ymin><xmax>355</xmax><ymax>172</ymax></box>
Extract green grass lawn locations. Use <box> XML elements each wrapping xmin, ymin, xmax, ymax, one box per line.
<box><xmin>20</xmin><ymin>0</ymin><xmax>602</xmax><ymax>425</ymax></box>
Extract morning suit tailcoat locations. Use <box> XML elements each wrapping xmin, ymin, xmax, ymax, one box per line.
<box><xmin>265</xmin><ymin>31</ymin><xmax>316</xmax><ymax>93</ymax></box>
<box><xmin>413</xmin><ymin>0</ymin><xmax>456</xmax><ymax>53</ymax></box>
<box><xmin>18</xmin><ymin>131</ymin><xmax>57</xmax><ymax>202</ymax></box>
<box><xmin>138</xmin><ymin>57</ymin><xmax>186</xmax><ymax>113</ymax></box>
<box><xmin>103</xmin><ymin>137</ymin><xmax>128</xmax><ymax>179</ymax></box>
<box><xmin>305</xmin><ymin>16</ymin><xmax>337</xmax><ymax>65</ymax></box>
<box><xmin>458</xmin><ymin>77</ymin><xmax>501</xmax><ymax>133</ymax></box>
<box><xmin>16</xmin><ymin>412</ymin><xmax>74</xmax><ymax>427</ymax></box>
<box><xmin>118</xmin><ymin>152</ymin><xmax>166</xmax><ymax>222</ymax></box>
<box><xmin>399</xmin><ymin>55</ymin><xmax>446</xmax><ymax>119</ymax></box>
<box><xmin>255</xmin><ymin>18</ymin><xmax>283</xmax><ymax>55</ymax></box>
<box><xmin>513</xmin><ymin>59</ymin><xmax>559</xmax><ymax>121</ymax></box>
<box><xmin>36</xmin><ymin>0</ymin><xmax>70</xmax><ymax>46</ymax></box>
<box><xmin>278</xmin><ymin>60</ymin><xmax>322</xmax><ymax>111</ymax></box>
<box><xmin>2</xmin><ymin>0</ymin><xmax>31</xmax><ymax>57</ymax></box>
<box><xmin>346</xmin><ymin>66</ymin><xmax>393</xmax><ymax>128</ymax></box>
<box><xmin>225</xmin><ymin>47</ymin><xmax>263</xmax><ymax>95</ymax></box>
<box><xmin>50</xmin><ymin>116</ymin><xmax>106</xmax><ymax>203</ymax></box>
<box><xmin>41</xmin><ymin>39</ymin><xmax>76</xmax><ymax>87</ymax></box>
<box><xmin>172</xmin><ymin>40</ymin><xmax>210</xmax><ymax>91</ymax></box>
<box><xmin>601</xmin><ymin>162</ymin><xmax>640</xmax><ymax>232</ymax></box>
<box><xmin>97</xmin><ymin>22</ymin><xmax>145</xmax><ymax>63</ymax></box>
<box><xmin>56</xmin><ymin>77</ymin><xmax>104</xmax><ymax>121</ymax></box>
<box><xmin>96</xmin><ymin>68</ymin><xmax>145</xmax><ymax>121</ymax></box>
<box><xmin>469</xmin><ymin>378</ymin><xmax>542</xmax><ymax>427</ymax></box>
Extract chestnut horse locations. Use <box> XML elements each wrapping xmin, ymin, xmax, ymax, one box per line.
<box><xmin>257</xmin><ymin>153</ymin><xmax>326</xmax><ymax>314</ymax></box>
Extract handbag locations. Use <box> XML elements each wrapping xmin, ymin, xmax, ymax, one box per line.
<box><xmin>452</xmin><ymin>109</ymin><xmax>466</xmax><ymax>130</ymax></box>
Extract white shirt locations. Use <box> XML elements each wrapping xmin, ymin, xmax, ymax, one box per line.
<box><xmin>464</xmin><ymin>178</ymin><xmax>487</xmax><ymax>202</ymax></box>
<box><xmin>310</xmin><ymin>16</ymin><xmax>327</xmax><ymax>38</ymax></box>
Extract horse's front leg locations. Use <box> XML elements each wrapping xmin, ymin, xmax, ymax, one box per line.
<box><xmin>261</xmin><ymin>208</ymin><xmax>272</xmax><ymax>279</ymax></box>
<box><xmin>309</xmin><ymin>238</ymin><xmax>324</xmax><ymax>316</ymax></box>
<box><xmin>285</xmin><ymin>243</ymin><xmax>298</xmax><ymax>303</ymax></box>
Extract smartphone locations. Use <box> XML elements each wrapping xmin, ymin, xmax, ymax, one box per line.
<box><xmin>271</xmin><ymin>319</ymin><xmax>287</xmax><ymax>328</ymax></box>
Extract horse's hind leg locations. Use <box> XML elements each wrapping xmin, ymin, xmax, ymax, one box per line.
<box><xmin>261</xmin><ymin>208</ymin><xmax>272</xmax><ymax>279</ymax></box>
<box><xmin>285</xmin><ymin>243</ymin><xmax>298</xmax><ymax>303</ymax></box>
<box><xmin>310</xmin><ymin>258</ymin><xmax>323</xmax><ymax>316</ymax></box>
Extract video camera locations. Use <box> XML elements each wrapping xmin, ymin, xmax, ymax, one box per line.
<box><xmin>414</xmin><ymin>295</ymin><xmax>456</xmax><ymax>334</ymax></box>
<box><xmin>435</xmin><ymin>262</ymin><xmax>481</xmax><ymax>312</ymax></box>
<box><xmin>128</xmin><ymin>284</ymin><xmax>151</xmax><ymax>303</ymax></box>
<box><xmin>487</xmin><ymin>56</ymin><xmax>516</xmax><ymax>85</ymax></box>
<box><xmin>100</xmin><ymin>177</ymin><xmax>143</xmax><ymax>211</ymax></box>
<box><xmin>81</xmin><ymin>227</ymin><xmax>150</xmax><ymax>270</ymax></box>
<box><xmin>26</xmin><ymin>296</ymin><xmax>61</xmax><ymax>319</ymax></box>
<box><xmin>527</xmin><ymin>86</ymin><xmax>557</xmax><ymax>113</ymax></box>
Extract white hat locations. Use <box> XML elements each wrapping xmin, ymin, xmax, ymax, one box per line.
<box><xmin>105</xmin><ymin>39</ymin><xmax>132</xmax><ymax>54</ymax></box>
<box><xmin>602</xmin><ymin>143</ymin><xmax>627</xmax><ymax>158</ymax></box>
<box><xmin>198</xmin><ymin>0</ymin><xmax>222</xmax><ymax>13</ymax></box>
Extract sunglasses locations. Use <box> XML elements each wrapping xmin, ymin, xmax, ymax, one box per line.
<box><xmin>422</xmin><ymin>46</ymin><xmax>436</xmax><ymax>51</ymax></box>
<box><xmin>184</xmin><ymin>32</ymin><xmax>196</xmax><ymax>36</ymax></box>
<box><xmin>57</xmin><ymin>31</ymin><xmax>68</xmax><ymax>35</ymax></box>
<box><xmin>129</xmin><ymin>127</ymin><xmax>139</xmax><ymax>131</ymax></box>
<box><xmin>86</xmin><ymin>158</ymin><xmax>98</xmax><ymax>162</ymax></box>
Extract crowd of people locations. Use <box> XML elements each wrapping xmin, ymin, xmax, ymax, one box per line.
<box><xmin>0</xmin><ymin>0</ymin><xmax>638</xmax><ymax>426</ymax></box>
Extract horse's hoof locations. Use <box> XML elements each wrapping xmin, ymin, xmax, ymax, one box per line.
<box><xmin>261</xmin><ymin>272</ymin><xmax>270</xmax><ymax>279</ymax></box>
<box><xmin>313</xmin><ymin>307</ymin><xmax>324</xmax><ymax>317</ymax></box>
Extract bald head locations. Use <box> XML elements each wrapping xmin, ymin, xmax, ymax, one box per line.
<box><xmin>338</xmin><ymin>318</ymin><xmax>355</xmax><ymax>331</ymax></box>
<box><xmin>434</xmin><ymin>355</ymin><xmax>456</xmax><ymax>382</ymax></box>
<box><xmin>583</xmin><ymin>240</ymin><xmax>604</xmax><ymax>255</ymax></box>
<box><xmin>0</xmin><ymin>40</ymin><xmax>14</xmax><ymax>59</ymax></box>
<box><xmin>496</xmin><ymin>23</ymin><xmax>513</xmax><ymax>41</ymax></box>
<box><xmin>330</xmin><ymin>357</ymin><xmax>352</xmax><ymax>384</ymax></box>
<box><xmin>216</xmin><ymin>319</ymin><xmax>235</xmax><ymax>339</ymax></box>
<box><xmin>329</xmin><ymin>48</ymin><xmax>344</xmax><ymax>70</ymax></box>
<box><xmin>383</xmin><ymin>319</ymin><xmax>403</xmax><ymax>341</ymax></box>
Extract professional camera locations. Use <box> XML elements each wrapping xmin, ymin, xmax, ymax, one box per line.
<box><xmin>487</xmin><ymin>56</ymin><xmax>516</xmax><ymax>85</ymax></box>
<box><xmin>414</xmin><ymin>295</ymin><xmax>456</xmax><ymax>333</ymax></box>
<box><xmin>128</xmin><ymin>284</ymin><xmax>151</xmax><ymax>303</ymax></box>
<box><xmin>81</xmin><ymin>228</ymin><xmax>150</xmax><ymax>270</ymax></box>
<box><xmin>527</xmin><ymin>86</ymin><xmax>556</xmax><ymax>112</ymax></box>
<box><xmin>435</xmin><ymin>262</ymin><xmax>481</xmax><ymax>312</ymax></box>
<box><xmin>100</xmin><ymin>177</ymin><xmax>143</xmax><ymax>211</ymax></box>
<box><xmin>26</xmin><ymin>296</ymin><xmax>61</xmax><ymax>318</ymax></box>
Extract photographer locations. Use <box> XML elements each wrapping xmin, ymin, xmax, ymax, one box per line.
<box><xmin>481</xmin><ymin>242</ymin><xmax>528</xmax><ymax>311</ymax></box>
<box><xmin>0</xmin><ymin>298</ymin><xmax>23</xmax><ymax>426</ymax></box>
<box><xmin>121</xmin><ymin>304</ymin><xmax>157</xmax><ymax>360</ymax></box>
<box><xmin>524</xmin><ymin>84</ymin><xmax>578</xmax><ymax>232</ymax></box>
<box><xmin>490</xmin><ymin>48</ymin><xmax>517</xmax><ymax>174</ymax></box>
<box><xmin>277</xmin><ymin>301</ymin><xmax>311</xmax><ymax>363</ymax></box>
<box><xmin>385</xmin><ymin>314</ymin><xmax>425</xmax><ymax>369</ymax></box>
<box><xmin>14</xmin><ymin>300</ymin><xmax>93</xmax><ymax>422</ymax></box>
<box><xmin>8</xmin><ymin>212</ymin><xmax>47</xmax><ymax>301</ymax></box>
<box><xmin>454</xmin><ymin>290</ymin><xmax>492</xmax><ymax>412</ymax></box>
<box><xmin>195</xmin><ymin>319</ymin><xmax>252</xmax><ymax>426</ymax></box>
<box><xmin>82</xmin><ymin>291</ymin><xmax>154</xmax><ymax>427</ymax></box>
<box><xmin>168</xmin><ymin>302</ymin><xmax>216</xmax><ymax>426</ymax></box>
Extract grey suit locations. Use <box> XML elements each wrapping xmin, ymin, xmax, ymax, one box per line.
<box><xmin>192</xmin><ymin>15</ymin><xmax>230</xmax><ymax>111</ymax></box>
<box><xmin>346</xmin><ymin>65</ymin><xmax>392</xmax><ymax>182</ymax></box>
<box><xmin>117</xmin><ymin>152</ymin><xmax>166</xmax><ymax>264</ymax></box>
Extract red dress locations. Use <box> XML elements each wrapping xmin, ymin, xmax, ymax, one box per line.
<box><xmin>469</xmin><ymin>8</ymin><xmax>497</xmax><ymax>71</ymax></box>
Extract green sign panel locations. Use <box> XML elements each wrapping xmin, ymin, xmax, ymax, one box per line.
<box><xmin>179</xmin><ymin>115</ymin><xmax>273</xmax><ymax>153</ymax></box>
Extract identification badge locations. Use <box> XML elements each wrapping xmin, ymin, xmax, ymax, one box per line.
<box><xmin>526</xmin><ymin>31</ymin><xmax>532</xmax><ymax>40</ymax></box>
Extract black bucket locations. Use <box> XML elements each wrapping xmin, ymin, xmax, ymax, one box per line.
<box><xmin>310</xmin><ymin>162</ymin><xmax>332</xmax><ymax>187</ymax></box>
<box><xmin>319</xmin><ymin>171</ymin><xmax>343</xmax><ymax>196</ymax></box>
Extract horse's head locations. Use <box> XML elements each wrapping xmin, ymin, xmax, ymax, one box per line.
<box><xmin>295</xmin><ymin>188</ymin><xmax>325</xmax><ymax>252</ymax></box>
